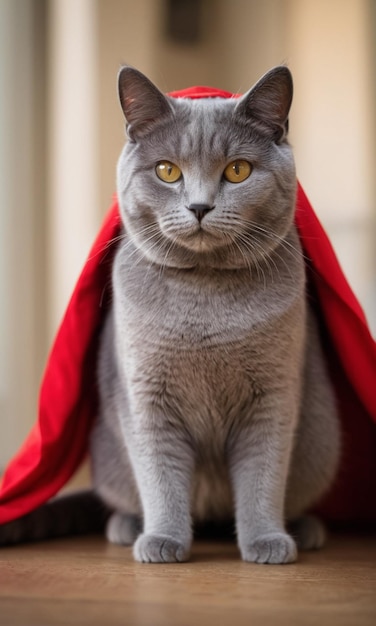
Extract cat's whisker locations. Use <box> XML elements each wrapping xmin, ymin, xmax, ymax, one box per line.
<box><xmin>90</xmin><ymin>231</ymin><xmax>127</xmax><ymax>264</ymax></box>
<box><xmin>214</xmin><ymin>226</ymin><xmax>260</xmax><ymax>278</ymax></box>
<box><xmin>103</xmin><ymin>232</ymin><xmax>127</xmax><ymax>248</ymax></box>
<box><xmin>125</xmin><ymin>231</ymin><xmax>166</xmax><ymax>274</ymax></box>
<box><xmin>241</xmin><ymin>228</ymin><xmax>295</xmax><ymax>284</ymax></box>
<box><xmin>101</xmin><ymin>223</ymin><xmax>161</xmax><ymax>253</ymax></box>
<box><xmin>239</xmin><ymin>243</ymin><xmax>259</xmax><ymax>281</ymax></box>
<box><xmin>125</xmin><ymin>227</ymin><xmax>162</xmax><ymax>260</ymax></box>
<box><xmin>238</xmin><ymin>232</ymin><xmax>278</xmax><ymax>278</ymax></box>
<box><xmin>104</xmin><ymin>224</ymin><xmax>160</xmax><ymax>263</ymax></box>
<box><xmin>232</xmin><ymin>232</ymin><xmax>265</xmax><ymax>284</ymax></box>
<box><xmin>159</xmin><ymin>236</ymin><xmax>178</xmax><ymax>279</ymax></box>
<box><xmin>240</xmin><ymin>218</ymin><xmax>309</xmax><ymax>263</ymax></box>
<box><xmin>270</xmin><ymin>248</ymin><xmax>296</xmax><ymax>283</ymax></box>
<box><xmin>220</xmin><ymin>216</ymin><xmax>306</xmax><ymax>282</ymax></box>
<box><xmin>233</xmin><ymin>235</ymin><xmax>267</xmax><ymax>287</ymax></box>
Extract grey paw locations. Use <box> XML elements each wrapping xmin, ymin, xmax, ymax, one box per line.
<box><xmin>288</xmin><ymin>515</ymin><xmax>327</xmax><ymax>550</ymax></box>
<box><xmin>241</xmin><ymin>532</ymin><xmax>297</xmax><ymax>564</ymax></box>
<box><xmin>133</xmin><ymin>533</ymin><xmax>190</xmax><ymax>563</ymax></box>
<box><xmin>105</xmin><ymin>513</ymin><xmax>141</xmax><ymax>545</ymax></box>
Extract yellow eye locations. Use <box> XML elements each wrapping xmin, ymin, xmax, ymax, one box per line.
<box><xmin>156</xmin><ymin>161</ymin><xmax>182</xmax><ymax>183</ymax></box>
<box><xmin>223</xmin><ymin>160</ymin><xmax>252</xmax><ymax>183</ymax></box>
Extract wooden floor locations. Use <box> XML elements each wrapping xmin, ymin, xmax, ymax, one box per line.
<box><xmin>0</xmin><ymin>533</ymin><xmax>375</xmax><ymax>626</ymax></box>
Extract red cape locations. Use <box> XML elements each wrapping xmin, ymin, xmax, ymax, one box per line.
<box><xmin>1</xmin><ymin>87</ymin><xmax>375</xmax><ymax>526</ymax></box>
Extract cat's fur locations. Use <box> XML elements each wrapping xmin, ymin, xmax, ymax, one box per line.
<box><xmin>0</xmin><ymin>66</ymin><xmax>340</xmax><ymax>563</ymax></box>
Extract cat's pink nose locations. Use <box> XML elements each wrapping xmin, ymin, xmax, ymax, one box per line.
<box><xmin>187</xmin><ymin>204</ymin><xmax>215</xmax><ymax>223</ymax></box>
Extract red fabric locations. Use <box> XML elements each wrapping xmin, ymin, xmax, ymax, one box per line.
<box><xmin>0</xmin><ymin>204</ymin><xmax>121</xmax><ymax>524</ymax></box>
<box><xmin>168</xmin><ymin>86</ymin><xmax>238</xmax><ymax>100</ymax></box>
<box><xmin>0</xmin><ymin>88</ymin><xmax>375</xmax><ymax>526</ymax></box>
<box><xmin>295</xmin><ymin>186</ymin><xmax>376</xmax><ymax>524</ymax></box>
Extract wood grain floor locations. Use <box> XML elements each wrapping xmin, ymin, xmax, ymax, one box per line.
<box><xmin>0</xmin><ymin>532</ymin><xmax>375</xmax><ymax>626</ymax></box>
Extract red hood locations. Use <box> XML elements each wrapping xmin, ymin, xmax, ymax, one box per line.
<box><xmin>0</xmin><ymin>86</ymin><xmax>375</xmax><ymax>526</ymax></box>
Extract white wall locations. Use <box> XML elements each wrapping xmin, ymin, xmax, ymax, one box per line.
<box><xmin>285</xmin><ymin>0</ymin><xmax>376</xmax><ymax>327</ymax></box>
<box><xmin>0</xmin><ymin>0</ymin><xmax>47</xmax><ymax>467</ymax></box>
<box><xmin>47</xmin><ymin>0</ymin><xmax>100</xmax><ymax>339</ymax></box>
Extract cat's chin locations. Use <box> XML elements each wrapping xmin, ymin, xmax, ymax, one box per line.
<box><xmin>178</xmin><ymin>236</ymin><xmax>220</xmax><ymax>254</ymax></box>
<box><xmin>166</xmin><ymin>226</ymin><xmax>231</xmax><ymax>255</ymax></box>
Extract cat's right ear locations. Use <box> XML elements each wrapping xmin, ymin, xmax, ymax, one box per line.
<box><xmin>235</xmin><ymin>66</ymin><xmax>293</xmax><ymax>143</ymax></box>
<box><xmin>118</xmin><ymin>66</ymin><xmax>173</xmax><ymax>141</ymax></box>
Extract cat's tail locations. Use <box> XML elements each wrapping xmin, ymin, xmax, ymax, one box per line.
<box><xmin>0</xmin><ymin>490</ymin><xmax>111</xmax><ymax>546</ymax></box>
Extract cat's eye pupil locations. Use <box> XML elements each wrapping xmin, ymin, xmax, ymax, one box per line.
<box><xmin>223</xmin><ymin>160</ymin><xmax>252</xmax><ymax>183</ymax></box>
<box><xmin>156</xmin><ymin>161</ymin><xmax>182</xmax><ymax>183</ymax></box>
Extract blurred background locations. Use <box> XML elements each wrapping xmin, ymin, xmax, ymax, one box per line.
<box><xmin>0</xmin><ymin>0</ymin><xmax>375</xmax><ymax>473</ymax></box>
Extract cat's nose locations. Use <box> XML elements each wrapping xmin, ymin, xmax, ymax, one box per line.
<box><xmin>187</xmin><ymin>204</ymin><xmax>215</xmax><ymax>223</ymax></box>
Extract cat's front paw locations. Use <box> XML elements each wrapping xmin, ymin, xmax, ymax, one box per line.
<box><xmin>240</xmin><ymin>532</ymin><xmax>297</xmax><ymax>564</ymax></box>
<box><xmin>133</xmin><ymin>533</ymin><xmax>190</xmax><ymax>563</ymax></box>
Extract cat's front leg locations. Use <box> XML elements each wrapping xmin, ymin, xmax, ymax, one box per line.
<box><xmin>126</xmin><ymin>414</ymin><xmax>194</xmax><ymax>563</ymax></box>
<box><xmin>229</xmin><ymin>396</ymin><xmax>298</xmax><ymax>564</ymax></box>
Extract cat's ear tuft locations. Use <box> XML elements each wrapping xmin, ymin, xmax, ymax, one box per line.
<box><xmin>235</xmin><ymin>66</ymin><xmax>293</xmax><ymax>143</ymax></box>
<box><xmin>118</xmin><ymin>66</ymin><xmax>173</xmax><ymax>141</ymax></box>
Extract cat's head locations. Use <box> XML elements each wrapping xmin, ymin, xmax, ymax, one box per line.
<box><xmin>116</xmin><ymin>66</ymin><xmax>296</xmax><ymax>270</ymax></box>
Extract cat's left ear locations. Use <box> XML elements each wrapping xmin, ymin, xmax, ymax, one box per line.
<box><xmin>235</xmin><ymin>66</ymin><xmax>293</xmax><ymax>143</ymax></box>
<box><xmin>118</xmin><ymin>66</ymin><xmax>173</xmax><ymax>141</ymax></box>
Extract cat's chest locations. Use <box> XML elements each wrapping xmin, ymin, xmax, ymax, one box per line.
<box><xmin>111</xmin><ymin>247</ymin><xmax>304</xmax><ymax>439</ymax></box>
<box><xmin>113</xmin><ymin>249</ymin><xmax>275</xmax><ymax>348</ymax></box>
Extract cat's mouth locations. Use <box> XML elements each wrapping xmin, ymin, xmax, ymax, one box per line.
<box><xmin>166</xmin><ymin>223</ymin><xmax>231</xmax><ymax>253</ymax></box>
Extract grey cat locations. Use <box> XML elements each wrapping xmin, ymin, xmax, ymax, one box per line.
<box><xmin>91</xmin><ymin>65</ymin><xmax>340</xmax><ymax>564</ymax></box>
<box><xmin>0</xmin><ymin>66</ymin><xmax>340</xmax><ymax>564</ymax></box>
